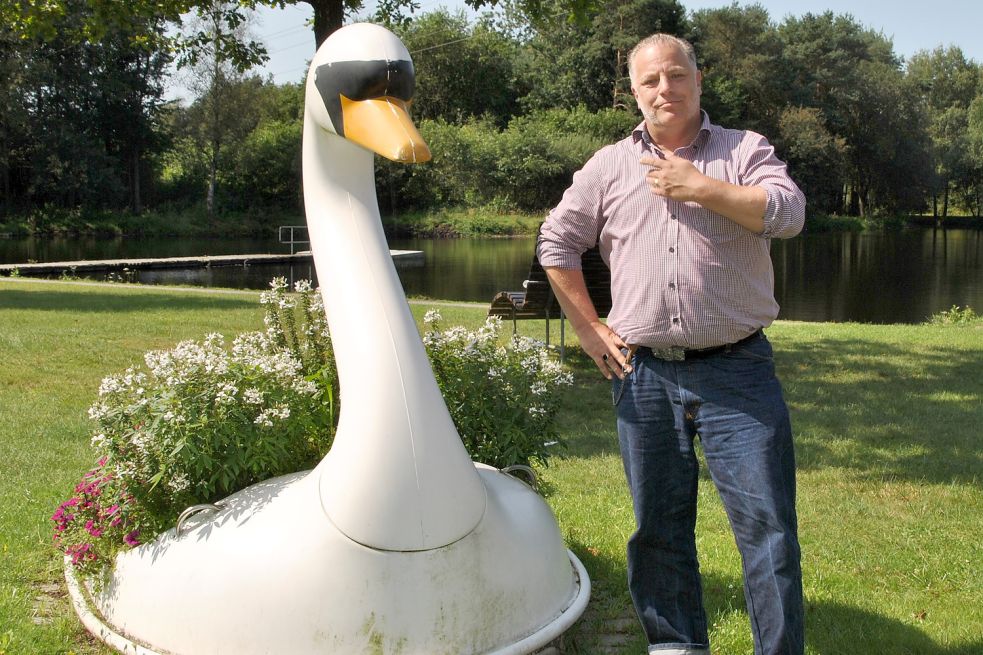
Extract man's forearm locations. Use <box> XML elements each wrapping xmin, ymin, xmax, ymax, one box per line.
<box><xmin>544</xmin><ymin>267</ymin><xmax>600</xmax><ymax>335</ymax></box>
<box><xmin>693</xmin><ymin>178</ymin><xmax>767</xmax><ymax>234</ymax></box>
<box><xmin>544</xmin><ymin>266</ymin><xmax>629</xmax><ymax>379</ymax></box>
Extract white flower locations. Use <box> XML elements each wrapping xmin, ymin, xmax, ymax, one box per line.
<box><xmin>88</xmin><ymin>403</ymin><xmax>109</xmax><ymax>420</ymax></box>
<box><xmin>254</xmin><ymin>405</ymin><xmax>289</xmax><ymax>428</ymax></box>
<box><xmin>244</xmin><ymin>388</ymin><xmax>263</xmax><ymax>405</ymax></box>
<box><xmin>168</xmin><ymin>472</ymin><xmax>190</xmax><ymax>493</ymax></box>
<box><xmin>215</xmin><ymin>383</ymin><xmax>238</xmax><ymax>404</ymax></box>
<box><xmin>98</xmin><ymin>376</ymin><xmax>123</xmax><ymax>396</ymax></box>
<box><xmin>294</xmin><ymin>279</ymin><xmax>313</xmax><ymax>293</ymax></box>
<box><xmin>291</xmin><ymin>379</ymin><xmax>318</xmax><ymax>395</ymax></box>
<box><xmin>424</xmin><ymin>309</ymin><xmax>441</xmax><ymax>325</ymax></box>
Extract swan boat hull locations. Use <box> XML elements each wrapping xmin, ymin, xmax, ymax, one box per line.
<box><xmin>73</xmin><ymin>465</ymin><xmax>589</xmax><ymax>654</ymax></box>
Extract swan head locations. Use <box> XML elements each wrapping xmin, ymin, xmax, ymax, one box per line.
<box><xmin>305</xmin><ymin>23</ymin><xmax>431</xmax><ymax>163</ymax></box>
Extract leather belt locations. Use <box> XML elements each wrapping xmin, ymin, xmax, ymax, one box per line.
<box><xmin>634</xmin><ymin>329</ymin><xmax>762</xmax><ymax>362</ymax></box>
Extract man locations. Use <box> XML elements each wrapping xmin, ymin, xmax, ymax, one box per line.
<box><xmin>537</xmin><ymin>34</ymin><xmax>805</xmax><ymax>655</ymax></box>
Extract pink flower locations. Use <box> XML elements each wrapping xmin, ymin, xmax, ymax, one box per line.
<box><xmin>124</xmin><ymin>530</ymin><xmax>141</xmax><ymax>547</ymax></box>
<box><xmin>69</xmin><ymin>543</ymin><xmax>92</xmax><ymax>566</ymax></box>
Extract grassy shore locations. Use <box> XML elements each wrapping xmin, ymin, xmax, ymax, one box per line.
<box><xmin>5</xmin><ymin>205</ymin><xmax>973</xmax><ymax>240</ymax></box>
<box><xmin>0</xmin><ymin>278</ymin><xmax>980</xmax><ymax>654</ymax></box>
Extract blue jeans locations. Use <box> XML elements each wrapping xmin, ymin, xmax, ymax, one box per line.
<box><xmin>613</xmin><ymin>332</ymin><xmax>803</xmax><ymax>655</ymax></box>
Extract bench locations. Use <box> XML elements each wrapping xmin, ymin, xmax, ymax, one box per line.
<box><xmin>488</xmin><ymin>245</ymin><xmax>612</xmax><ymax>356</ymax></box>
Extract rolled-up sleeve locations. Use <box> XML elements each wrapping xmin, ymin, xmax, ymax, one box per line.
<box><xmin>537</xmin><ymin>154</ymin><xmax>607</xmax><ymax>269</ymax></box>
<box><xmin>740</xmin><ymin>133</ymin><xmax>806</xmax><ymax>239</ymax></box>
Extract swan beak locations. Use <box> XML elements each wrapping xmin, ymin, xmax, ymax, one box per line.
<box><xmin>340</xmin><ymin>96</ymin><xmax>432</xmax><ymax>163</ymax></box>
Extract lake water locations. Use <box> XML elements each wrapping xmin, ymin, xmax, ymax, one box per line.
<box><xmin>1</xmin><ymin>228</ymin><xmax>981</xmax><ymax>325</ymax></box>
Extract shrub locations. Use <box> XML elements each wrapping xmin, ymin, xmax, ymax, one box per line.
<box><xmin>54</xmin><ymin>282</ymin><xmax>571</xmax><ymax>577</ymax></box>
<box><xmin>423</xmin><ymin>311</ymin><xmax>573</xmax><ymax>468</ymax></box>
<box><xmin>926</xmin><ymin>305</ymin><xmax>980</xmax><ymax>325</ymax></box>
<box><xmin>54</xmin><ymin>279</ymin><xmax>335</xmax><ymax>574</ymax></box>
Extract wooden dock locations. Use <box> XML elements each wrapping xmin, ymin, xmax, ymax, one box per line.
<box><xmin>0</xmin><ymin>250</ymin><xmax>425</xmax><ymax>276</ymax></box>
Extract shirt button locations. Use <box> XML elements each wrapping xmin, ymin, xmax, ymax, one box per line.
<box><xmin>672</xmin><ymin>317</ymin><xmax>680</xmax><ymax>324</ymax></box>
<box><xmin>668</xmin><ymin>282</ymin><xmax>676</xmax><ymax>290</ymax></box>
<box><xmin>669</xmin><ymin>247</ymin><xmax>675</xmax><ymax>253</ymax></box>
<box><xmin>670</xmin><ymin>214</ymin><xmax>677</xmax><ymax>220</ymax></box>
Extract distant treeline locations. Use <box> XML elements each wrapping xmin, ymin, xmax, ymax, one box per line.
<box><xmin>2</xmin><ymin>0</ymin><xmax>982</xmax><ymax>236</ymax></box>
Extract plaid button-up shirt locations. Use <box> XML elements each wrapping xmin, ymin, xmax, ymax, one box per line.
<box><xmin>538</xmin><ymin>113</ymin><xmax>805</xmax><ymax>350</ymax></box>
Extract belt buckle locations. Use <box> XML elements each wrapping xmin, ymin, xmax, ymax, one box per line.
<box><xmin>652</xmin><ymin>346</ymin><xmax>686</xmax><ymax>362</ymax></box>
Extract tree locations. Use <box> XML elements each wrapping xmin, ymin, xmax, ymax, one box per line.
<box><xmin>906</xmin><ymin>46</ymin><xmax>982</xmax><ymax>221</ymax></box>
<box><xmin>517</xmin><ymin>0</ymin><xmax>687</xmax><ymax>113</ymax></box>
<box><xmin>6</xmin><ymin>1</ymin><xmax>171</xmax><ymax>214</ymax></box>
<box><xmin>776</xmin><ymin>106</ymin><xmax>846</xmax><ymax>215</ymax></box>
<box><xmin>689</xmin><ymin>3</ymin><xmax>786</xmax><ymax>137</ymax></box>
<box><xmin>778</xmin><ymin>12</ymin><xmax>923</xmax><ymax>216</ymax></box>
<box><xmin>179</xmin><ymin>1</ymin><xmax>261</xmax><ymax>217</ymax></box>
<box><xmin>0</xmin><ymin>22</ymin><xmax>30</xmax><ymax>216</ymax></box>
<box><xmin>961</xmin><ymin>92</ymin><xmax>983</xmax><ymax>216</ymax></box>
<box><xmin>395</xmin><ymin>10</ymin><xmax>523</xmax><ymax>126</ymax></box>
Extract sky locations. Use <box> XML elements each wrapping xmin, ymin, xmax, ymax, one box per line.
<box><xmin>164</xmin><ymin>0</ymin><xmax>983</xmax><ymax>103</ymax></box>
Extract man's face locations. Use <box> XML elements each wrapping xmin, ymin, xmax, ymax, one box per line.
<box><xmin>630</xmin><ymin>43</ymin><xmax>702</xmax><ymax>133</ymax></box>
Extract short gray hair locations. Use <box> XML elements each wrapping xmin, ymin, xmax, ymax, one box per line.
<box><xmin>628</xmin><ymin>34</ymin><xmax>698</xmax><ymax>83</ymax></box>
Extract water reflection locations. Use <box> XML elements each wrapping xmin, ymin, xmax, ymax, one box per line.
<box><xmin>1</xmin><ymin>228</ymin><xmax>980</xmax><ymax>325</ymax></box>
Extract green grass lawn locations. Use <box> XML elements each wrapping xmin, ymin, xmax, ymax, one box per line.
<box><xmin>0</xmin><ymin>278</ymin><xmax>980</xmax><ymax>654</ymax></box>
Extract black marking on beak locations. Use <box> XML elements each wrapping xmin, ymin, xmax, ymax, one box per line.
<box><xmin>315</xmin><ymin>59</ymin><xmax>415</xmax><ymax>137</ymax></box>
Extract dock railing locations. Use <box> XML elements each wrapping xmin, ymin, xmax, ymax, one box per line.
<box><xmin>279</xmin><ymin>226</ymin><xmax>310</xmax><ymax>255</ymax></box>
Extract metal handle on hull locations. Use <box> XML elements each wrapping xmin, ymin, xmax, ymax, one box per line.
<box><xmin>501</xmin><ymin>464</ymin><xmax>538</xmax><ymax>489</ymax></box>
<box><xmin>175</xmin><ymin>503</ymin><xmax>224</xmax><ymax>536</ymax></box>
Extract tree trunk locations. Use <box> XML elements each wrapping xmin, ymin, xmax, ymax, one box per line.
<box><xmin>848</xmin><ymin>182</ymin><xmax>860</xmax><ymax>216</ymax></box>
<box><xmin>131</xmin><ymin>143</ymin><xmax>142</xmax><ymax>214</ymax></box>
<box><xmin>304</xmin><ymin>0</ymin><xmax>345</xmax><ymax>47</ymax></box>
<box><xmin>207</xmin><ymin>162</ymin><xmax>216</xmax><ymax>217</ymax></box>
<box><xmin>0</xmin><ymin>135</ymin><xmax>9</xmax><ymax>218</ymax></box>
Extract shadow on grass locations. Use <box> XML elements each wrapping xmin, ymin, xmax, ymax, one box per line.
<box><xmin>0</xmin><ymin>288</ymin><xmax>256</xmax><ymax>314</ymax></box>
<box><xmin>566</xmin><ymin>541</ymin><xmax>982</xmax><ymax>655</ymax></box>
<box><xmin>555</xmin><ymin>334</ymin><xmax>982</xmax><ymax>485</ymax></box>
<box><xmin>805</xmin><ymin>600</ymin><xmax>983</xmax><ymax>655</ymax></box>
<box><xmin>774</xmin><ymin>335</ymin><xmax>982</xmax><ymax>485</ymax></box>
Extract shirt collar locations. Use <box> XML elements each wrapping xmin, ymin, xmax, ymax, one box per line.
<box><xmin>632</xmin><ymin>110</ymin><xmax>712</xmax><ymax>152</ymax></box>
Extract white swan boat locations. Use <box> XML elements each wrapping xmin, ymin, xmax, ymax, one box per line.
<box><xmin>67</xmin><ymin>23</ymin><xmax>589</xmax><ymax>654</ymax></box>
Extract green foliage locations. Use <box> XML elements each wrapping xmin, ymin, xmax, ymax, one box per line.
<box><xmin>517</xmin><ymin>0</ymin><xmax>688</xmax><ymax>113</ymax></box>
<box><xmin>926</xmin><ymin>305</ymin><xmax>981</xmax><ymax>325</ymax></box>
<box><xmin>55</xmin><ymin>279</ymin><xmax>336</xmax><ymax>578</ymax></box>
<box><xmin>690</xmin><ymin>2</ymin><xmax>786</xmax><ymax>137</ymax></box>
<box><xmin>227</xmin><ymin>119</ymin><xmax>302</xmax><ymax>208</ymax></box>
<box><xmin>7</xmin><ymin>2</ymin><xmax>983</xmax><ymax>226</ymax></box>
<box><xmin>395</xmin><ymin>10</ymin><xmax>523</xmax><ymax>126</ymax></box>
<box><xmin>378</xmin><ymin>107</ymin><xmax>636</xmax><ymax>213</ymax></box>
<box><xmin>777</xmin><ymin>106</ymin><xmax>847</xmax><ymax>214</ymax></box>
<box><xmin>422</xmin><ymin>310</ymin><xmax>573</xmax><ymax>468</ymax></box>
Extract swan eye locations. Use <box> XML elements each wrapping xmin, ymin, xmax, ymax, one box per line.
<box><xmin>315</xmin><ymin>59</ymin><xmax>416</xmax><ymax>135</ymax></box>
